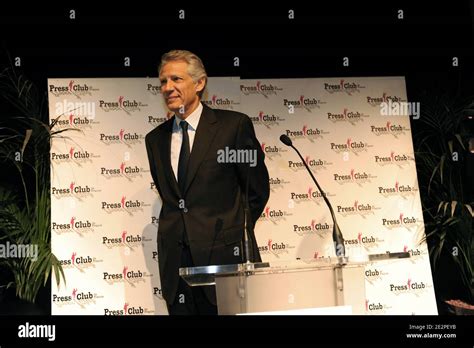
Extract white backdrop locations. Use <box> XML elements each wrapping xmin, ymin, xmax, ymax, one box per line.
<box><xmin>49</xmin><ymin>76</ymin><xmax>437</xmax><ymax>315</ymax></box>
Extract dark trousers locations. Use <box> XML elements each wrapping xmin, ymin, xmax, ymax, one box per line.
<box><xmin>166</xmin><ymin>245</ymin><xmax>218</xmax><ymax>315</ymax></box>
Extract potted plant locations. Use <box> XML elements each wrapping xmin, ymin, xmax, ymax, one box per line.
<box><xmin>0</xmin><ymin>64</ymin><xmax>68</xmax><ymax>312</ymax></box>
<box><xmin>414</xmin><ymin>89</ymin><xmax>474</xmax><ymax>314</ymax></box>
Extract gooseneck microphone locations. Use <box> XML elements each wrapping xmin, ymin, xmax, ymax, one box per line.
<box><xmin>279</xmin><ymin>134</ymin><xmax>346</xmax><ymax>258</ymax></box>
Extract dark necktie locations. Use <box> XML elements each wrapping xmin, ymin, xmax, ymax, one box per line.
<box><xmin>178</xmin><ymin>120</ymin><xmax>190</xmax><ymax>194</ymax></box>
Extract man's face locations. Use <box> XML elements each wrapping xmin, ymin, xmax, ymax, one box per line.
<box><xmin>159</xmin><ymin>60</ymin><xmax>204</xmax><ymax>116</ymax></box>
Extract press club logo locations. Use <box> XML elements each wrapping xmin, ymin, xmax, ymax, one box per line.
<box><xmin>99</xmin><ymin>129</ymin><xmax>144</xmax><ymax>147</ymax></box>
<box><xmin>100</xmin><ymin>162</ymin><xmax>147</xmax><ymax>181</ymax></box>
<box><xmin>104</xmin><ymin>302</ymin><xmax>154</xmax><ymax>315</ymax></box>
<box><xmin>290</xmin><ymin>187</ymin><xmax>335</xmax><ymax>206</ymax></box>
<box><xmin>382</xmin><ymin>213</ymin><xmax>420</xmax><ymax>230</ymax></box>
<box><xmin>323</xmin><ymin>79</ymin><xmax>366</xmax><ymax>95</ymax></box>
<box><xmin>146</xmin><ymin>83</ymin><xmax>161</xmax><ymax>95</ymax></box>
<box><xmin>151</xmin><ymin>216</ymin><xmax>159</xmax><ymax>226</ymax></box>
<box><xmin>293</xmin><ymin>219</ymin><xmax>332</xmax><ymax>238</ymax></box>
<box><xmin>99</xmin><ymin>95</ymin><xmax>148</xmax><ymax>115</ymax></box>
<box><xmin>364</xmin><ymin>267</ymin><xmax>388</xmax><ymax>284</ymax></box>
<box><xmin>202</xmin><ymin>94</ymin><xmax>239</xmax><ymax>110</ymax></box>
<box><xmin>150</xmin><ymin>182</ymin><xmax>159</xmax><ymax>194</ymax></box>
<box><xmin>366</xmin><ymin>92</ymin><xmax>405</xmax><ymax>107</ymax></box>
<box><xmin>283</xmin><ymin>95</ymin><xmax>326</xmax><ymax>111</ymax></box>
<box><xmin>333</xmin><ymin>169</ymin><xmax>377</xmax><ymax>186</ymax></box>
<box><xmin>330</xmin><ymin>138</ymin><xmax>373</xmax><ymax>155</ymax></box>
<box><xmin>49</xmin><ymin>80</ymin><xmax>98</xmax><ymax>98</ymax></box>
<box><xmin>58</xmin><ymin>252</ymin><xmax>103</xmax><ymax>272</ymax></box>
<box><xmin>288</xmin><ymin>155</ymin><xmax>332</xmax><ymax>173</ymax></box>
<box><xmin>365</xmin><ymin>299</ymin><xmax>392</xmax><ymax>314</ymax></box>
<box><xmin>102</xmin><ymin>230</ymin><xmax>151</xmax><ymax>250</ymax></box>
<box><xmin>389</xmin><ymin>278</ymin><xmax>432</xmax><ymax>296</ymax></box>
<box><xmin>344</xmin><ymin>232</ymin><xmax>384</xmax><ymax>251</ymax></box>
<box><xmin>147</xmin><ymin>115</ymin><xmax>168</xmax><ymax>127</ymax></box>
<box><xmin>258</xmin><ymin>239</ymin><xmax>295</xmax><ymax>258</ymax></box>
<box><xmin>153</xmin><ymin>287</ymin><xmax>164</xmax><ymax>300</ymax></box>
<box><xmin>269</xmin><ymin>177</ymin><xmax>289</xmax><ymax>193</ymax></box>
<box><xmin>51</xmin><ymin>182</ymin><xmax>100</xmax><ymax>201</ymax></box>
<box><xmin>249</xmin><ymin>111</ymin><xmax>286</xmax><ymax>129</ymax></box>
<box><xmin>374</xmin><ymin>151</ymin><xmax>415</xmax><ymax>167</ymax></box>
<box><xmin>312</xmin><ymin>251</ymin><xmax>324</xmax><ymax>259</ymax></box>
<box><xmin>370</xmin><ymin>121</ymin><xmax>410</xmax><ymax>138</ymax></box>
<box><xmin>52</xmin><ymin>289</ymin><xmax>103</xmax><ymax>308</ymax></box>
<box><xmin>101</xmin><ymin>196</ymin><xmax>150</xmax><ymax>215</ymax></box>
<box><xmin>300</xmin><ymin>252</ymin><xmax>328</xmax><ymax>263</ymax></box>
<box><xmin>259</xmin><ymin>206</ymin><xmax>293</xmax><ymax>225</ymax></box>
<box><xmin>103</xmin><ymin>266</ymin><xmax>151</xmax><ymax>287</ymax></box>
<box><xmin>403</xmin><ymin>245</ymin><xmax>428</xmax><ymax>264</ymax></box>
<box><xmin>51</xmin><ymin>146</ymin><xmax>99</xmax><ymax>166</ymax></box>
<box><xmin>327</xmin><ymin>107</ymin><xmax>369</xmax><ymax>125</ymax></box>
<box><xmin>261</xmin><ymin>143</ymin><xmax>287</xmax><ymax>161</ymax></box>
<box><xmin>51</xmin><ymin>216</ymin><xmax>101</xmax><ymax>236</ymax></box>
<box><xmin>240</xmin><ymin>81</ymin><xmax>283</xmax><ymax>98</ymax></box>
<box><xmin>284</xmin><ymin>126</ymin><xmax>329</xmax><ymax>142</ymax></box>
<box><xmin>54</xmin><ymin>113</ymin><xmax>99</xmax><ymax>131</ymax></box>
<box><xmin>378</xmin><ymin>181</ymin><xmax>418</xmax><ymax>198</ymax></box>
<box><xmin>336</xmin><ymin>200</ymin><xmax>381</xmax><ymax>218</ymax></box>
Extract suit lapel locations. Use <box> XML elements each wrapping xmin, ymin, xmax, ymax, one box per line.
<box><xmin>183</xmin><ymin>105</ymin><xmax>219</xmax><ymax>196</ymax></box>
<box><xmin>158</xmin><ymin>117</ymin><xmax>181</xmax><ymax>198</ymax></box>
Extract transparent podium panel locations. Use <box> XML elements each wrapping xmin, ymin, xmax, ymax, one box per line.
<box><xmin>179</xmin><ymin>252</ymin><xmax>409</xmax><ymax>315</ymax></box>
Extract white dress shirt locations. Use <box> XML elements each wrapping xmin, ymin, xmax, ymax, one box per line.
<box><xmin>170</xmin><ymin>102</ymin><xmax>203</xmax><ymax>181</ymax></box>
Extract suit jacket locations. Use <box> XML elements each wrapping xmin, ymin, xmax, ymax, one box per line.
<box><xmin>145</xmin><ymin>104</ymin><xmax>270</xmax><ymax>305</ymax></box>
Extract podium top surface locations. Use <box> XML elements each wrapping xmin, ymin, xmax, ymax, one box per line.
<box><xmin>180</xmin><ymin>252</ymin><xmax>410</xmax><ymax>286</ymax></box>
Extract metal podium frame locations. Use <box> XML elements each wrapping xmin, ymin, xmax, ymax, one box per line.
<box><xmin>179</xmin><ymin>252</ymin><xmax>410</xmax><ymax>315</ymax></box>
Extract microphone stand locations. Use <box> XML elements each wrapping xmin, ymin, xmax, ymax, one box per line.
<box><xmin>242</xmin><ymin>161</ymin><xmax>252</xmax><ymax>264</ymax></box>
<box><xmin>280</xmin><ymin>135</ymin><xmax>346</xmax><ymax>260</ymax></box>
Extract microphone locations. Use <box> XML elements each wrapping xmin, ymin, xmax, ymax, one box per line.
<box><xmin>279</xmin><ymin>134</ymin><xmax>346</xmax><ymax>258</ymax></box>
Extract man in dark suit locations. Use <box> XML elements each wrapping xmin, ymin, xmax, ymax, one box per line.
<box><xmin>145</xmin><ymin>50</ymin><xmax>270</xmax><ymax>315</ymax></box>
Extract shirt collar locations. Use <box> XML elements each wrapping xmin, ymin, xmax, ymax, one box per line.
<box><xmin>173</xmin><ymin>102</ymin><xmax>203</xmax><ymax>131</ymax></box>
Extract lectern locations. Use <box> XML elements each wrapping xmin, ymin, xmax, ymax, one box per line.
<box><xmin>179</xmin><ymin>252</ymin><xmax>409</xmax><ymax>315</ymax></box>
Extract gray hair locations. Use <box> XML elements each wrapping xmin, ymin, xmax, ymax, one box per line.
<box><xmin>158</xmin><ymin>50</ymin><xmax>207</xmax><ymax>97</ymax></box>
